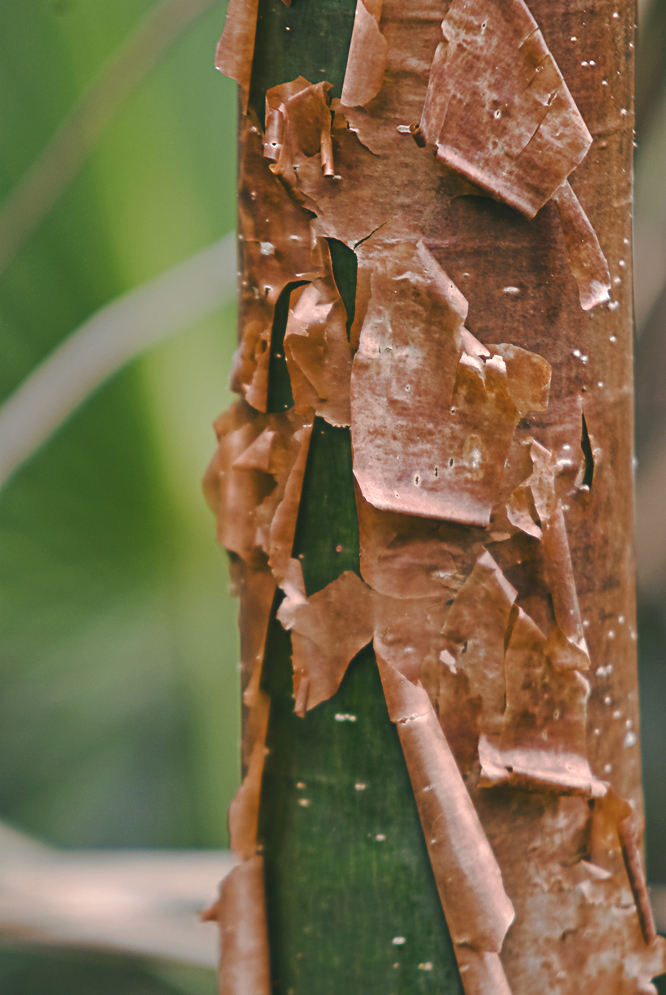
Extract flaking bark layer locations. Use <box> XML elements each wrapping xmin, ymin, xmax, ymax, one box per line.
<box><xmin>206</xmin><ymin>0</ymin><xmax>665</xmax><ymax>992</ymax></box>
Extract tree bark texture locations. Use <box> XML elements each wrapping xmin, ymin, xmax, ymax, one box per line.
<box><xmin>204</xmin><ymin>0</ymin><xmax>666</xmax><ymax>993</ymax></box>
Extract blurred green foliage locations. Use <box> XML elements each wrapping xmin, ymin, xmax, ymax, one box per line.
<box><xmin>0</xmin><ymin>0</ymin><xmax>240</xmax><ymax>851</ymax></box>
<box><xmin>0</xmin><ymin>947</ymin><xmax>206</xmax><ymax>995</ymax></box>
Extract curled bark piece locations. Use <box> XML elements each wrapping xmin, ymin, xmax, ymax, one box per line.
<box><xmin>520</xmin><ymin>438</ymin><xmax>555</xmax><ymax>520</ymax></box>
<box><xmin>234</xmin><ymin>114</ymin><xmax>317</xmax><ymax>411</ymax></box>
<box><xmin>352</xmin><ymin>260</ymin><xmax>551</xmax><ymax>527</ymax></box>
<box><xmin>455</xmin><ymin>948</ymin><xmax>513</xmax><ymax>995</ymax></box>
<box><xmin>618</xmin><ymin>808</ymin><xmax>658</xmax><ymax>947</ymax></box>
<box><xmin>420</xmin><ymin>0</ymin><xmax>591</xmax><ymax>216</ymax></box>
<box><xmin>350</xmin><ymin>242</ymin><xmax>467</xmax><ymax>519</ymax></box>
<box><xmin>502</xmin><ymin>439</ymin><xmax>589</xmax><ymax>669</ymax></box>
<box><xmin>541</xmin><ymin>500</ymin><xmax>589</xmax><ymax>669</ymax></box>
<box><xmin>340</xmin><ymin>0</ymin><xmax>388</xmax><ymax>108</ymax></box>
<box><xmin>267</xmin><ymin>418</ymin><xmax>313</xmax><ymax>585</ymax></box>
<box><xmin>214</xmin><ymin>0</ymin><xmax>259</xmax><ymax>114</ymax></box>
<box><xmin>552</xmin><ymin>181</ymin><xmax>611</xmax><ymax>311</ymax></box>
<box><xmin>205</xmin><ymin>856</ymin><xmax>271</xmax><ymax>995</ymax></box>
<box><xmin>488</xmin><ymin>344</ymin><xmax>552</xmax><ymax>417</ymax></box>
<box><xmin>229</xmin><ymin>692</ymin><xmax>270</xmax><ymax>859</ymax></box>
<box><xmin>447</xmin><ymin>338</ymin><xmax>551</xmax><ymax>525</ymax></box>
<box><xmin>484</xmin><ymin>533</ymin><xmax>553</xmax><ymax>652</ymax></box>
<box><xmin>284</xmin><ymin>260</ymin><xmax>352</xmax><ymax>427</ymax></box>
<box><xmin>479</xmin><ymin>607</ymin><xmax>605</xmax><ymax>796</ymax></box>
<box><xmin>204</xmin><ymin>400</ymin><xmax>313</xmax><ymax>570</ymax></box>
<box><xmin>265</xmin><ymin>78</ymin><xmax>334</xmax><ymax>191</ymax></box>
<box><xmin>204</xmin><ymin>401</ymin><xmax>274</xmax><ymax>563</ymax></box>
<box><xmin>252</xmin><ymin>413</ymin><xmax>313</xmax><ymax>558</ymax></box>
<box><xmin>436</xmin><ymin>549</ymin><xmax>517</xmax><ymax>772</ymax></box>
<box><xmin>419</xmin><ymin>0</ymin><xmax>610</xmax><ymax>310</ymax></box>
<box><xmin>355</xmin><ymin>488</ymin><xmax>482</xmax><ymax>599</ymax></box>
<box><xmin>504</xmin><ymin>484</ymin><xmax>541</xmax><ymax>540</ymax></box>
<box><xmin>440</xmin><ymin>551</ymin><xmax>517</xmax><ymax>741</ymax></box>
<box><xmin>230</xmin><ymin>558</ymin><xmax>275</xmax><ymax>711</ymax></box>
<box><xmin>277</xmin><ymin>570</ymin><xmax>375</xmax><ymax>714</ymax></box>
<box><xmin>591</xmin><ymin>791</ymin><xmax>658</xmax><ymax>947</ymax></box>
<box><xmin>377</xmin><ymin>655</ymin><xmax>514</xmax><ymax>977</ymax></box>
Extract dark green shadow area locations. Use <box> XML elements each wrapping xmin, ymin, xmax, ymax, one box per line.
<box><xmin>289</xmin><ymin>236</ymin><xmax>360</xmax><ymax>595</ymax></box>
<box><xmin>249</xmin><ymin>0</ymin><xmax>357</xmax><ymax>120</ymax></box>
<box><xmin>0</xmin><ymin>948</ymin><xmax>193</xmax><ymax>995</ymax></box>
<box><xmin>637</xmin><ymin>602</ymin><xmax>666</xmax><ymax>883</ymax></box>
<box><xmin>327</xmin><ymin>238</ymin><xmax>357</xmax><ymax>337</ymax></box>
<box><xmin>267</xmin><ymin>281</ymin><xmax>307</xmax><ymax>414</ymax></box>
<box><xmin>292</xmin><ymin>418</ymin><xmax>360</xmax><ymax>593</ymax></box>
<box><xmin>259</xmin><ymin>629</ymin><xmax>463</xmax><ymax>995</ymax></box>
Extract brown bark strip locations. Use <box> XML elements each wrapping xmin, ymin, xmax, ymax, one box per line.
<box><xmin>228</xmin><ymin>560</ymin><xmax>275</xmax><ymax>741</ymax></box>
<box><xmin>440</xmin><ymin>550</ymin><xmax>516</xmax><ymax>742</ymax></box>
<box><xmin>618</xmin><ymin>809</ymin><xmax>658</xmax><ymax>947</ymax></box>
<box><xmin>505</xmin><ymin>438</ymin><xmax>590</xmax><ymax>669</ymax></box>
<box><xmin>203</xmin><ymin>855</ymin><xmax>271</xmax><ymax>995</ymax></box>
<box><xmin>541</xmin><ymin>500</ymin><xmax>590</xmax><ymax>668</ymax></box>
<box><xmin>202</xmin><ymin>647</ymin><xmax>271</xmax><ymax>993</ymax></box>
<box><xmin>266</xmin><ymin>421</ymin><xmax>313</xmax><ymax>586</ymax></box>
<box><xmin>552</xmin><ymin>180</ymin><xmax>614</xmax><ymax>312</ymax></box>
<box><xmin>340</xmin><ymin>0</ymin><xmax>388</xmax><ymax>108</ymax></box>
<box><xmin>214</xmin><ymin>0</ymin><xmax>259</xmax><ymax>113</ymax></box>
<box><xmin>377</xmin><ymin>654</ymin><xmax>515</xmax><ymax>992</ymax></box>
<box><xmin>209</xmin><ymin>0</ymin><xmax>666</xmax><ymax>990</ymax></box>
<box><xmin>228</xmin><ymin>694</ymin><xmax>271</xmax><ymax>858</ymax></box>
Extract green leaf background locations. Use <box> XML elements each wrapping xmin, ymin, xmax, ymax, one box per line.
<box><xmin>0</xmin><ymin>0</ymin><xmax>239</xmax><ymax>853</ymax></box>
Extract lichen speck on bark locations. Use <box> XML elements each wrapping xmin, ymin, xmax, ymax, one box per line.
<box><xmin>203</xmin><ymin>0</ymin><xmax>666</xmax><ymax>993</ymax></box>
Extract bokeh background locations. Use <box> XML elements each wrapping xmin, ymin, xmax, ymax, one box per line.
<box><xmin>0</xmin><ymin>0</ymin><xmax>664</xmax><ymax>991</ymax></box>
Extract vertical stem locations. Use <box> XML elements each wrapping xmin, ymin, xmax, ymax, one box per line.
<box><xmin>209</xmin><ymin>0</ymin><xmax>666</xmax><ymax>991</ymax></box>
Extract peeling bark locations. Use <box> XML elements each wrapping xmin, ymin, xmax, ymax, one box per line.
<box><xmin>418</xmin><ymin>0</ymin><xmax>611</xmax><ymax>310</ymax></box>
<box><xmin>340</xmin><ymin>0</ymin><xmax>388</xmax><ymax>108</ymax></box>
<box><xmin>377</xmin><ymin>654</ymin><xmax>515</xmax><ymax>990</ymax></box>
<box><xmin>207</xmin><ymin>0</ymin><xmax>664</xmax><ymax>991</ymax></box>
<box><xmin>264</xmin><ymin>77</ymin><xmax>335</xmax><ymax>189</ymax></box>
<box><xmin>283</xmin><ymin>242</ymin><xmax>353</xmax><ymax>426</ymax></box>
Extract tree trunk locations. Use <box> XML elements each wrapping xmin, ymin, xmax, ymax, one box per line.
<box><xmin>205</xmin><ymin>0</ymin><xmax>666</xmax><ymax>993</ymax></box>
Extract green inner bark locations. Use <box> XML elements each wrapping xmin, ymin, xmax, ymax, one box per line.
<box><xmin>251</xmin><ymin>2</ymin><xmax>463</xmax><ymax>990</ymax></box>
<box><xmin>249</xmin><ymin>0</ymin><xmax>356</xmax><ymax>118</ymax></box>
